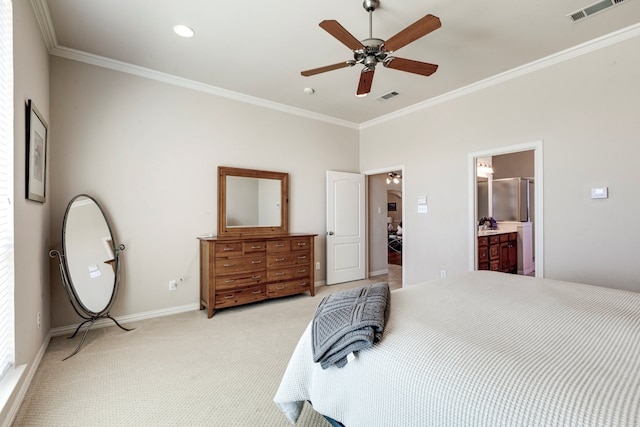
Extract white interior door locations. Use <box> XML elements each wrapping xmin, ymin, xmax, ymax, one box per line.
<box><xmin>326</xmin><ymin>171</ymin><xmax>366</xmax><ymax>285</ymax></box>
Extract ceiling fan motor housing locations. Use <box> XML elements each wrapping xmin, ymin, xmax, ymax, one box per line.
<box><xmin>354</xmin><ymin>38</ymin><xmax>386</xmax><ymax>67</ymax></box>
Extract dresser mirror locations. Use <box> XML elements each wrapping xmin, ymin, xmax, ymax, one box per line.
<box><xmin>218</xmin><ymin>166</ymin><xmax>289</xmax><ymax>236</ymax></box>
<box><xmin>50</xmin><ymin>194</ymin><xmax>132</xmax><ymax>359</ymax></box>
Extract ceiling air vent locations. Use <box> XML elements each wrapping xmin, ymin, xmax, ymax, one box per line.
<box><xmin>567</xmin><ymin>0</ymin><xmax>629</xmax><ymax>22</ymax></box>
<box><xmin>377</xmin><ymin>91</ymin><xmax>400</xmax><ymax>102</ymax></box>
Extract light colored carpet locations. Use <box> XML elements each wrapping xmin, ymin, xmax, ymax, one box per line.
<box><xmin>13</xmin><ymin>271</ymin><xmax>400</xmax><ymax>427</ymax></box>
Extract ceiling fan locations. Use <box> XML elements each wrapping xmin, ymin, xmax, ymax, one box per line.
<box><xmin>301</xmin><ymin>0</ymin><xmax>441</xmax><ymax>97</ymax></box>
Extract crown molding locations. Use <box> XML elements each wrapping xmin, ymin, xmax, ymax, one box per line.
<box><xmin>360</xmin><ymin>22</ymin><xmax>640</xmax><ymax>129</ymax></box>
<box><xmin>30</xmin><ymin>0</ymin><xmax>56</xmax><ymax>51</ymax></box>
<box><xmin>30</xmin><ymin>0</ymin><xmax>359</xmax><ymax>129</ymax></box>
<box><xmin>50</xmin><ymin>45</ymin><xmax>360</xmax><ymax>129</ymax></box>
<box><xmin>30</xmin><ymin>0</ymin><xmax>639</xmax><ymax>131</ymax></box>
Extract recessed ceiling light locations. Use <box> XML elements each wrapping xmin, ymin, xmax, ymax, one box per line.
<box><xmin>173</xmin><ymin>24</ymin><xmax>194</xmax><ymax>38</ymax></box>
<box><xmin>303</xmin><ymin>87</ymin><xmax>315</xmax><ymax>95</ymax></box>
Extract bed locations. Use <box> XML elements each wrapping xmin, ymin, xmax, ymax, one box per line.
<box><xmin>274</xmin><ymin>271</ymin><xmax>640</xmax><ymax>426</ymax></box>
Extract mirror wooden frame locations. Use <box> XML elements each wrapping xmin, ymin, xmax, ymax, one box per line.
<box><xmin>217</xmin><ymin>166</ymin><xmax>289</xmax><ymax>236</ymax></box>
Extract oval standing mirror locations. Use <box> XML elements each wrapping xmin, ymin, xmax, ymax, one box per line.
<box><xmin>50</xmin><ymin>194</ymin><xmax>132</xmax><ymax>360</ymax></box>
<box><xmin>63</xmin><ymin>195</ymin><xmax>117</xmax><ymax>313</ymax></box>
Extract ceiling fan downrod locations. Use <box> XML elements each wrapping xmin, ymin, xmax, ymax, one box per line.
<box><xmin>363</xmin><ymin>0</ymin><xmax>379</xmax><ymax>39</ymax></box>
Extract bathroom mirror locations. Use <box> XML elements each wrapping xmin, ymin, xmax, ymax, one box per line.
<box><xmin>50</xmin><ymin>194</ymin><xmax>131</xmax><ymax>359</ymax></box>
<box><xmin>218</xmin><ymin>166</ymin><xmax>289</xmax><ymax>236</ymax></box>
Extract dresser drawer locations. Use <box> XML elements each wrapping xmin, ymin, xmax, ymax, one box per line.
<box><xmin>267</xmin><ymin>279</ymin><xmax>312</xmax><ymax>298</ymax></box>
<box><xmin>215</xmin><ymin>255</ymin><xmax>266</xmax><ymax>275</ymax></box>
<box><xmin>215</xmin><ymin>271</ymin><xmax>266</xmax><ymax>290</ymax></box>
<box><xmin>267</xmin><ymin>240</ymin><xmax>290</xmax><ymax>252</ymax></box>
<box><xmin>267</xmin><ymin>251</ymin><xmax>311</xmax><ymax>268</ymax></box>
<box><xmin>291</xmin><ymin>237</ymin><xmax>312</xmax><ymax>251</ymax></box>
<box><xmin>268</xmin><ymin>265</ymin><xmax>311</xmax><ymax>282</ymax></box>
<box><xmin>215</xmin><ymin>241</ymin><xmax>243</xmax><ymax>257</ymax></box>
<box><xmin>243</xmin><ymin>241</ymin><xmax>267</xmax><ymax>253</ymax></box>
<box><xmin>215</xmin><ymin>285</ymin><xmax>266</xmax><ymax>308</ymax></box>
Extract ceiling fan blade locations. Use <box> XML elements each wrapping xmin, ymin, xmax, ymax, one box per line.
<box><xmin>301</xmin><ymin>61</ymin><xmax>354</xmax><ymax>77</ymax></box>
<box><xmin>384</xmin><ymin>57</ymin><xmax>438</xmax><ymax>76</ymax></box>
<box><xmin>356</xmin><ymin>68</ymin><xmax>375</xmax><ymax>96</ymax></box>
<box><xmin>383</xmin><ymin>14</ymin><xmax>441</xmax><ymax>53</ymax></box>
<box><xmin>319</xmin><ymin>20</ymin><xmax>365</xmax><ymax>51</ymax></box>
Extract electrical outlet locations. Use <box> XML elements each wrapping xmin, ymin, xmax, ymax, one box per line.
<box><xmin>37</xmin><ymin>312</ymin><xmax>41</xmax><ymax>329</ymax></box>
<box><xmin>169</xmin><ymin>280</ymin><xmax>177</xmax><ymax>291</ymax></box>
<box><xmin>316</xmin><ymin>262</ymin><xmax>320</xmax><ymax>270</ymax></box>
<box><xmin>440</xmin><ymin>270</ymin><xmax>447</xmax><ymax>278</ymax></box>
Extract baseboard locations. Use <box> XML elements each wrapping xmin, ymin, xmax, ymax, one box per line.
<box><xmin>1</xmin><ymin>332</ymin><xmax>50</xmax><ymax>427</ymax></box>
<box><xmin>50</xmin><ymin>303</ymin><xmax>201</xmax><ymax>337</ymax></box>
<box><xmin>369</xmin><ymin>268</ymin><xmax>388</xmax><ymax>277</ymax></box>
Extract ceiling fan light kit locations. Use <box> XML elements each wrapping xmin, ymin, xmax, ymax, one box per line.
<box><xmin>301</xmin><ymin>0</ymin><xmax>441</xmax><ymax>97</ymax></box>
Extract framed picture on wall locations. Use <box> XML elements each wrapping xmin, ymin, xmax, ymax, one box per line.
<box><xmin>388</xmin><ymin>202</ymin><xmax>397</xmax><ymax>212</ymax></box>
<box><xmin>26</xmin><ymin>99</ymin><xmax>48</xmax><ymax>203</ymax></box>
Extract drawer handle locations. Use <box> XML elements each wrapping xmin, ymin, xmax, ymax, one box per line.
<box><xmin>297</xmin><ymin>255</ymin><xmax>307</xmax><ymax>259</ymax></box>
<box><xmin>297</xmin><ymin>269</ymin><xmax>307</xmax><ymax>273</ymax></box>
<box><xmin>223</xmin><ymin>263</ymin><xmax>235</xmax><ymax>267</ymax></box>
<box><xmin>252</xmin><ymin>290</ymin><xmax>262</xmax><ymax>294</ymax></box>
<box><xmin>297</xmin><ymin>242</ymin><xmax>306</xmax><ymax>247</ymax></box>
<box><xmin>223</xmin><ymin>247</ymin><xmax>235</xmax><ymax>251</ymax></box>
<box><xmin>275</xmin><ymin>257</ymin><xmax>285</xmax><ymax>262</ymax></box>
<box><xmin>251</xmin><ymin>275</ymin><xmax>262</xmax><ymax>279</ymax></box>
<box><xmin>224</xmin><ymin>295</ymin><xmax>235</xmax><ymax>299</ymax></box>
<box><xmin>275</xmin><ymin>244</ymin><xmax>285</xmax><ymax>247</ymax></box>
<box><xmin>224</xmin><ymin>279</ymin><xmax>236</xmax><ymax>284</ymax></box>
<box><xmin>276</xmin><ymin>285</ymin><xmax>285</xmax><ymax>290</ymax></box>
<box><xmin>252</xmin><ymin>259</ymin><xmax>262</xmax><ymax>264</ymax></box>
<box><xmin>251</xmin><ymin>245</ymin><xmax>263</xmax><ymax>249</ymax></box>
<box><xmin>299</xmin><ymin>282</ymin><xmax>308</xmax><ymax>286</ymax></box>
<box><xmin>275</xmin><ymin>272</ymin><xmax>285</xmax><ymax>276</ymax></box>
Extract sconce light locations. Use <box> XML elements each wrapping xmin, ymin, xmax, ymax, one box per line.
<box><xmin>386</xmin><ymin>172</ymin><xmax>402</xmax><ymax>184</ymax></box>
<box><xmin>476</xmin><ymin>161</ymin><xmax>494</xmax><ymax>178</ymax></box>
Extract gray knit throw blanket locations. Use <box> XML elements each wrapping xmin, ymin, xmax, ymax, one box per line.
<box><xmin>311</xmin><ymin>282</ymin><xmax>390</xmax><ymax>369</ymax></box>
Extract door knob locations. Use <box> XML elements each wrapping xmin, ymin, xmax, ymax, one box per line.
<box><xmin>328</xmin><ymin>231</ymin><xmax>334</xmax><ymax>235</ymax></box>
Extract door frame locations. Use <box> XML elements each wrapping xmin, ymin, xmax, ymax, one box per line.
<box><xmin>468</xmin><ymin>141</ymin><xmax>544</xmax><ymax>277</ymax></box>
<box><xmin>363</xmin><ymin>165</ymin><xmax>405</xmax><ymax>287</ymax></box>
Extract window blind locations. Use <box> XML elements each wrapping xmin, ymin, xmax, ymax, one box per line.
<box><xmin>0</xmin><ymin>0</ymin><xmax>15</xmax><ymax>381</ymax></box>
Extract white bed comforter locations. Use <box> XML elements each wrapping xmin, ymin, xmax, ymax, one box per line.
<box><xmin>274</xmin><ymin>271</ymin><xmax>640</xmax><ymax>426</ymax></box>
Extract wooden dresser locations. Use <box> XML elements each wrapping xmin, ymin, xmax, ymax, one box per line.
<box><xmin>198</xmin><ymin>233</ymin><xmax>316</xmax><ymax>318</ymax></box>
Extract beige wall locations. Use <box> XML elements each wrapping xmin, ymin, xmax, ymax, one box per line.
<box><xmin>360</xmin><ymin>34</ymin><xmax>640</xmax><ymax>292</ymax></box>
<box><xmin>4</xmin><ymin>0</ymin><xmax>51</xmax><ymax>422</ymax></box>
<box><xmin>48</xmin><ymin>57</ymin><xmax>359</xmax><ymax>328</ymax></box>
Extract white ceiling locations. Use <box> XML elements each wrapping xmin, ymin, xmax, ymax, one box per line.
<box><xmin>36</xmin><ymin>0</ymin><xmax>640</xmax><ymax>126</ymax></box>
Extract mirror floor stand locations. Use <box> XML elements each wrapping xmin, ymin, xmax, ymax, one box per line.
<box><xmin>50</xmin><ymin>246</ymin><xmax>134</xmax><ymax>360</ymax></box>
